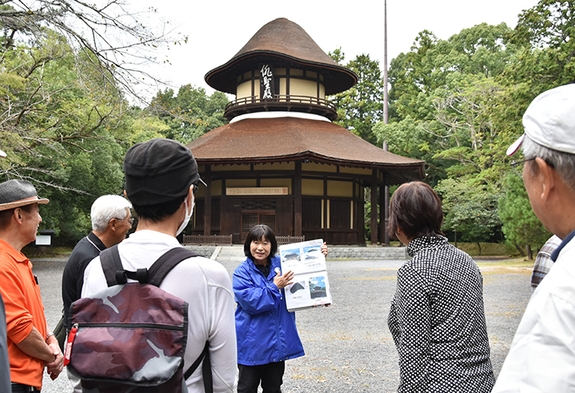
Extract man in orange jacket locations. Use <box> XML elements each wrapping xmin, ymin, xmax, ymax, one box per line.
<box><xmin>0</xmin><ymin>179</ymin><xmax>64</xmax><ymax>392</ymax></box>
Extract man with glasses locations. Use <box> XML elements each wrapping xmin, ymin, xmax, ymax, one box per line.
<box><xmin>61</xmin><ymin>194</ymin><xmax>132</xmax><ymax>392</ymax></box>
<box><xmin>493</xmin><ymin>83</ymin><xmax>575</xmax><ymax>392</ymax></box>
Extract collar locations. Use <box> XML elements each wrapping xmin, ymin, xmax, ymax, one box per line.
<box><xmin>551</xmin><ymin>229</ymin><xmax>575</xmax><ymax>262</ymax></box>
<box><xmin>86</xmin><ymin>231</ymin><xmax>106</xmax><ymax>253</ymax></box>
<box><xmin>0</xmin><ymin>238</ymin><xmax>29</xmax><ymax>264</ymax></box>
<box><xmin>406</xmin><ymin>235</ymin><xmax>448</xmax><ymax>257</ymax></box>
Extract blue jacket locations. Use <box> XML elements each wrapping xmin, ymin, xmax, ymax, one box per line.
<box><xmin>233</xmin><ymin>255</ymin><xmax>304</xmax><ymax>366</ymax></box>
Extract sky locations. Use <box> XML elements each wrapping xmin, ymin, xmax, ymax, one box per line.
<box><xmin>134</xmin><ymin>0</ymin><xmax>540</xmax><ymax>98</ymax></box>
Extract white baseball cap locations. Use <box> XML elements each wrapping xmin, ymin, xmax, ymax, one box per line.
<box><xmin>507</xmin><ymin>83</ymin><xmax>575</xmax><ymax>156</ymax></box>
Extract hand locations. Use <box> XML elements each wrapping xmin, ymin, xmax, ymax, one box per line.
<box><xmin>274</xmin><ymin>269</ymin><xmax>294</xmax><ymax>289</ymax></box>
<box><xmin>45</xmin><ymin>341</ymin><xmax>64</xmax><ymax>380</ymax></box>
<box><xmin>321</xmin><ymin>242</ymin><xmax>328</xmax><ymax>256</ymax></box>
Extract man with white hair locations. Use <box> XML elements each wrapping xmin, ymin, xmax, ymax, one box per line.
<box><xmin>61</xmin><ymin>195</ymin><xmax>133</xmax><ymax>331</ymax></box>
<box><xmin>493</xmin><ymin>83</ymin><xmax>575</xmax><ymax>392</ymax></box>
<box><xmin>61</xmin><ymin>194</ymin><xmax>132</xmax><ymax>392</ymax></box>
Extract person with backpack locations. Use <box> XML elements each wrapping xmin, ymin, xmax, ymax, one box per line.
<box><xmin>77</xmin><ymin>138</ymin><xmax>237</xmax><ymax>392</ymax></box>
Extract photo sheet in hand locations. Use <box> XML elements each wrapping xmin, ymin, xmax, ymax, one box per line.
<box><xmin>279</xmin><ymin>238</ymin><xmax>332</xmax><ymax>312</ymax></box>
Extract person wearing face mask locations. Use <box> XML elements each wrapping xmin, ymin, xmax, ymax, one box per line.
<box><xmin>81</xmin><ymin>138</ymin><xmax>237</xmax><ymax>392</ymax></box>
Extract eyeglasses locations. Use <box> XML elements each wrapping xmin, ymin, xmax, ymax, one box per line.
<box><xmin>192</xmin><ymin>183</ymin><xmax>199</xmax><ymax>195</ymax></box>
<box><xmin>510</xmin><ymin>157</ymin><xmax>555</xmax><ymax>168</ymax></box>
<box><xmin>115</xmin><ymin>216</ymin><xmax>134</xmax><ymax>225</ymax></box>
<box><xmin>510</xmin><ymin>157</ymin><xmax>535</xmax><ymax>167</ymax></box>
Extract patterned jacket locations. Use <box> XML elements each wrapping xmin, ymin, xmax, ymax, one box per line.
<box><xmin>388</xmin><ymin>235</ymin><xmax>495</xmax><ymax>393</ymax></box>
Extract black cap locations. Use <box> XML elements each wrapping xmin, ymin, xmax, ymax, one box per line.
<box><xmin>123</xmin><ymin>138</ymin><xmax>200</xmax><ymax>206</ymax></box>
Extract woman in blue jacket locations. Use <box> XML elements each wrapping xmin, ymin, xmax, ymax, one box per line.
<box><xmin>233</xmin><ymin>224</ymin><xmax>326</xmax><ymax>393</ymax></box>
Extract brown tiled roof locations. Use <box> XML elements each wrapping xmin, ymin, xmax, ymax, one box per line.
<box><xmin>205</xmin><ymin>18</ymin><xmax>358</xmax><ymax>95</ymax></box>
<box><xmin>187</xmin><ymin>117</ymin><xmax>425</xmax><ymax>185</ymax></box>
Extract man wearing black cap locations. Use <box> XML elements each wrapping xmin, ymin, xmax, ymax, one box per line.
<box><xmin>0</xmin><ymin>179</ymin><xmax>64</xmax><ymax>392</ymax></box>
<box><xmin>493</xmin><ymin>84</ymin><xmax>575</xmax><ymax>392</ymax></box>
<box><xmin>81</xmin><ymin>139</ymin><xmax>237</xmax><ymax>392</ymax></box>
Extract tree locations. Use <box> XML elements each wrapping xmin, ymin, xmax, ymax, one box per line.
<box><xmin>0</xmin><ymin>1</ymin><xmax>186</xmax><ymax>100</ymax></box>
<box><xmin>330</xmin><ymin>53</ymin><xmax>383</xmax><ymax>145</ymax></box>
<box><xmin>498</xmin><ymin>173</ymin><xmax>551</xmax><ymax>258</ymax></box>
<box><xmin>147</xmin><ymin>85</ymin><xmax>229</xmax><ymax>144</ymax></box>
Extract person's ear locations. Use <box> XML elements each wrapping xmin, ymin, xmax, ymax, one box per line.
<box><xmin>14</xmin><ymin>208</ymin><xmax>22</xmax><ymax>222</ymax></box>
<box><xmin>534</xmin><ymin>157</ymin><xmax>556</xmax><ymax>201</ymax></box>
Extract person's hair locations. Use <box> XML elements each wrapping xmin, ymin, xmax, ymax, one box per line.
<box><xmin>132</xmin><ymin>196</ymin><xmax>185</xmax><ymax>223</ymax></box>
<box><xmin>91</xmin><ymin>195</ymin><xmax>132</xmax><ymax>232</ymax></box>
<box><xmin>243</xmin><ymin>224</ymin><xmax>278</xmax><ymax>260</ymax></box>
<box><xmin>0</xmin><ymin>204</ymin><xmax>36</xmax><ymax>229</ymax></box>
<box><xmin>0</xmin><ymin>209</ymin><xmax>13</xmax><ymax>229</ymax></box>
<box><xmin>388</xmin><ymin>181</ymin><xmax>444</xmax><ymax>240</ymax></box>
<box><xmin>523</xmin><ymin>136</ymin><xmax>575</xmax><ymax>192</ymax></box>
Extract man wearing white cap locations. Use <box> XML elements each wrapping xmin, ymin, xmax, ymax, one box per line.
<box><xmin>493</xmin><ymin>83</ymin><xmax>575</xmax><ymax>392</ymax></box>
<box><xmin>0</xmin><ymin>179</ymin><xmax>64</xmax><ymax>392</ymax></box>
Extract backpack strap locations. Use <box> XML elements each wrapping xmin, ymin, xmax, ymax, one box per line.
<box><xmin>100</xmin><ymin>245</ymin><xmax>199</xmax><ymax>287</ymax></box>
<box><xmin>100</xmin><ymin>245</ymin><xmax>124</xmax><ymax>287</ymax></box>
<box><xmin>147</xmin><ymin>247</ymin><xmax>198</xmax><ymax>286</ymax></box>
<box><xmin>184</xmin><ymin>340</ymin><xmax>212</xmax><ymax>392</ymax></box>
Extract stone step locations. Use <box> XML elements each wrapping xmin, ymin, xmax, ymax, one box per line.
<box><xmin>184</xmin><ymin>245</ymin><xmax>407</xmax><ymax>261</ymax></box>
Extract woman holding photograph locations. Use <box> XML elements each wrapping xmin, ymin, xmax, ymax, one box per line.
<box><xmin>387</xmin><ymin>181</ymin><xmax>495</xmax><ymax>392</ymax></box>
<box><xmin>233</xmin><ymin>224</ymin><xmax>327</xmax><ymax>393</ymax></box>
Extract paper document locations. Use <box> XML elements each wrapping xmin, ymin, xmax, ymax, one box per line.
<box><xmin>279</xmin><ymin>238</ymin><xmax>332</xmax><ymax>311</ymax></box>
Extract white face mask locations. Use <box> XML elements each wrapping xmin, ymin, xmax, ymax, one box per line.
<box><xmin>176</xmin><ymin>198</ymin><xmax>194</xmax><ymax>236</ymax></box>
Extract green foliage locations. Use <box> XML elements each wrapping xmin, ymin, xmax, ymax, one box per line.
<box><xmin>436</xmin><ymin>178</ymin><xmax>502</xmax><ymax>243</ymax></box>
<box><xmin>378</xmin><ymin>5</ymin><xmax>572</xmax><ymax>253</ymax></box>
<box><xmin>498</xmin><ymin>173</ymin><xmax>551</xmax><ymax>249</ymax></box>
<box><xmin>331</xmin><ymin>53</ymin><xmax>383</xmax><ymax>145</ymax></box>
<box><xmin>147</xmin><ymin>85</ymin><xmax>228</xmax><ymax>144</ymax></box>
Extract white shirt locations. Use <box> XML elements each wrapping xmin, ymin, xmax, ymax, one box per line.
<box><xmin>82</xmin><ymin>230</ymin><xmax>237</xmax><ymax>392</ymax></box>
<box><xmin>493</xmin><ymin>236</ymin><xmax>575</xmax><ymax>392</ymax></box>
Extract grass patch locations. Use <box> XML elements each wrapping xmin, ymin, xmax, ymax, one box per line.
<box><xmin>453</xmin><ymin>242</ymin><xmax>515</xmax><ymax>257</ymax></box>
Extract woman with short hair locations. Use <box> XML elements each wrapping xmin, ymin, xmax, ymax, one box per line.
<box><xmin>387</xmin><ymin>181</ymin><xmax>495</xmax><ymax>392</ymax></box>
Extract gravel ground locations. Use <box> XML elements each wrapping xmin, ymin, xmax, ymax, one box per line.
<box><xmin>33</xmin><ymin>256</ymin><xmax>532</xmax><ymax>393</ymax></box>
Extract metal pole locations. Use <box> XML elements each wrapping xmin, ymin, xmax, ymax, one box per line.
<box><xmin>382</xmin><ymin>0</ymin><xmax>390</xmax><ymax>245</ymax></box>
<box><xmin>383</xmin><ymin>0</ymin><xmax>389</xmax><ymax>124</ymax></box>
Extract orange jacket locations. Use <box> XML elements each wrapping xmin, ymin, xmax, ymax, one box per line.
<box><xmin>0</xmin><ymin>239</ymin><xmax>47</xmax><ymax>389</ymax></box>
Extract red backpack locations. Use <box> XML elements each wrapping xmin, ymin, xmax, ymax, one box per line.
<box><xmin>65</xmin><ymin>245</ymin><xmax>212</xmax><ymax>393</ymax></box>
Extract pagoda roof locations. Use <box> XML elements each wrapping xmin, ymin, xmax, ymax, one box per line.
<box><xmin>204</xmin><ymin>18</ymin><xmax>358</xmax><ymax>95</ymax></box>
<box><xmin>187</xmin><ymin>117</ymin><xmax>425</xmax><ymax>185</ymax></box>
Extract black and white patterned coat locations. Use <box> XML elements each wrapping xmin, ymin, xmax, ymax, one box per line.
<box><xmin>388</xmin><ymin>235</ymin><xmax>495</xmax><ymax>393</ymax></box>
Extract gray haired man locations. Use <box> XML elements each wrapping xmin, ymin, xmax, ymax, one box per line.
<box><xmin>494</xmin><ymin>83</ymin><xmax>575</xmax><ymax>392</ymax></box>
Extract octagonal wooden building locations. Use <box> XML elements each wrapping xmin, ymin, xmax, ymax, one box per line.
<box><xmin>187</xmin><ymin>17</ymin><xmax>424</xmax><ymax>245</ymax></box>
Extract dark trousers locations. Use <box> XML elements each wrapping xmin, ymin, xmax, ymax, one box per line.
<box><xmin>237</xmin><ymin>361</ymin><xmax>285</xmax><ymax>393</ymax></box>
<box><xmin>11</xmin><ymin>382</ymin><xmax>40</xmax><ymax>393</ymax></box>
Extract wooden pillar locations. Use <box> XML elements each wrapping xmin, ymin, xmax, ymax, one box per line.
<box><xmin>379</xmin><ymin>178</ymin><xmax>387</xmax><ymax>245</ymax></box>
<box><xmin>203</xmin><ymin>165</ymin><xmax>211</xmax><ymax>236</ymax></box>
<box><xmin>294</xmin><ymin>161</ymin><xmax>302</xmax><ymax>236</ymax></box>
<box><xmin>371</xmin><ymin>169</ymin><xmax>378</xmax><ymax>245</ymax></box>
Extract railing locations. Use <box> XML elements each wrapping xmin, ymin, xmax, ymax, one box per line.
<box><xmin>224</xmin><ymin>94</ymin><xmax>337</xmax><ymax>121</ymax></box>
<box><xmin>182</xmin><ymin>234</ymin><xmax>233</xmax><ymax>246</ymax></box>
<box><xmin>226</xmin><ymin>94</ymin><xmax>336</xmax><ymax>110</ymax></box>
<box><xmin>276</xmin><ymin>235</ymin><xmax>305</xmax><ymax>246</ymax></box>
